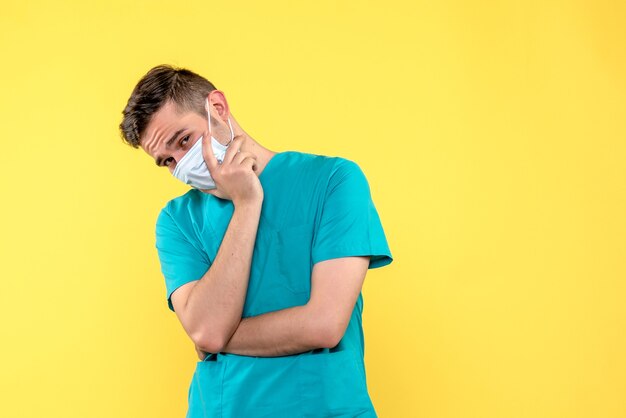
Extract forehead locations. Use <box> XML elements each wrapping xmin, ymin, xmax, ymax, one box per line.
<box><xmin>140</xmin><ymin>100</ymin><xmax>198</xmax><ymax>156</ymax></box>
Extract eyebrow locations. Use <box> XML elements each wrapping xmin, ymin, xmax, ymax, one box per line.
<box><xmin>155</xmin><ymin>128</ymin><xmax>186</xmax><ymax>166</ymax></box>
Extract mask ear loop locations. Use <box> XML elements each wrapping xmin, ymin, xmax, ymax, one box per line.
<box><xmin>226</xmin><ymin>118</ymin><xmax>234</xmax><ymax>146</ymax></box>
<box><xmin>206</xmin><ymin>97</ymin><xmax>212</xmax><ymax>138</ymax></box>
<box><xmin>206</xmin><ymin>97</ymin><xmax>234</xmax><ymax>146</ymax></box>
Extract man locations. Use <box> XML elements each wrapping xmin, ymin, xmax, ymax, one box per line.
<box><xmin>119</xmin><ymin>64</ymin><xmax>393</xmax><ymax>417</ymax></box>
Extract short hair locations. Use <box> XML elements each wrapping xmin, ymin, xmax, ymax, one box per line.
<box><xmin>119</xmin><ymin>64</ymin><xmax>217</xmax><ymax>148</ymax></box>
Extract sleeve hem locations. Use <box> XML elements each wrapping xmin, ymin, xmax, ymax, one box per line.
<box><xmin>312</xmin><ymin>246</ymin><xmax>393</xmax><ymax>269</ymax></box>
<box><xmin>165</xmin><ymin>277</ymin><xmax>203</xmax><ymax>312</ymax></box>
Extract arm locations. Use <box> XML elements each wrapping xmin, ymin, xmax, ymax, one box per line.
<box><xmin>174</xmin><ymin>200</ymin><xmax>262</xmax><ymax>353</ymax></box>
<box><xmin>217</xmin><ymin>256</ymin><xmax>370</xmax><ymax>357</ymax></box>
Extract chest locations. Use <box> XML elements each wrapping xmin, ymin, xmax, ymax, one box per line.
<box><xmin>196</xmin><ymin>183</ymin><xmax>324</xmax><ymax>316</ymax></box>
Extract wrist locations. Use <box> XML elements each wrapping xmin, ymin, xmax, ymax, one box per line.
<box><xmin>233</xmin><ymin>197</ymin><xmax>263</xmax><ymax>212</ymax></box>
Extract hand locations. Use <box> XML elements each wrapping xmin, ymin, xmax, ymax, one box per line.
<box><xmin>199</xmin><ymin>134</ymin><xmax>263</xmax><ymax>206</ymax></box>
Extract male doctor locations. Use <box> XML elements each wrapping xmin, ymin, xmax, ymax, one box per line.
<box><xmin>119</xmin><ymin>64</ymin><xmax>393</xmax><ymax>417</ymax></box>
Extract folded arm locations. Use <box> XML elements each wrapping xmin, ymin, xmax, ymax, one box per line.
<box><xmin>213</xmin><ymin>256</ymin><xmax>370</xmax><ymax>357</ymax></box>
<box><xmin>172</xmin><ymin>201</ymin><xmax>263</xmax><ymax>354</ymax></box>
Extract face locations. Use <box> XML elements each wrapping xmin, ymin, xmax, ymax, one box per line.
<box><xmin>140</xmin><ymin>96</ymin><xmax>229</xmax><ymax>174</ymax></box>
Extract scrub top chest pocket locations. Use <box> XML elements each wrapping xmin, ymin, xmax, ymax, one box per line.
<box><xmin>240</xmin><ymin>221</ymin><xmax>315</xmax><ymax>317</ymax></box>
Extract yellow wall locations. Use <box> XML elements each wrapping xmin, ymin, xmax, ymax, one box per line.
<box><xmin>1</xmin><ymin>1</ymin><xmax>625</xmax><ymax>417</ymax></box>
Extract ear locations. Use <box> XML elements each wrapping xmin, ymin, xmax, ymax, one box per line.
<box><xmin>207</xmin><ymin>90</ymin><xmax>230</xmax><ymax>124</ymax></box>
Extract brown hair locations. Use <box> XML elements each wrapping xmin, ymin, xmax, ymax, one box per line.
<box><xmin>119</xmin><ymin>64</ymin><xmax>217</xmax><ymax>148</ymax></box>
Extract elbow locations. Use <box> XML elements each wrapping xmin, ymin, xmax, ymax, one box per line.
<box><xmin>322</xmin><ymin>330</ymin><xmax>345</xmax><ymax>349</ymax></box>
<box><xmin>307</xmin><ymin>304</ymin><xmax>349</xmax><ymax>349</ymax></box>
<box><xmin>315</xmin><ymin>321</ymin><xmax>347</xmax><ymax>349</ymax></box>
<box><xmin>189</xmin><ymin>316</ymin><xmax>241</xmax><ymax>354</ymax></box>
<box><xmin>191</xmin><ymin>329</ymin><xmax>227</xmax><ymax>354</ymax></box>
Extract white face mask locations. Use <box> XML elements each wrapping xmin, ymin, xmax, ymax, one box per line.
<box><xmin>172</xmin><ymin>99</ymin><xmax>234</xmax><ymax>190</ymax></box>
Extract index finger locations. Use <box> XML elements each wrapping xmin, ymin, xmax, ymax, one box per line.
<box><xmin>203</xmin><ymin>96</ymin><xmax>219</xmax><ymax>171</ymax></box>
<box><xmin>202</xmin><ymin>131</ymin><xmax>219</xmax><ymax>171</ymax></box>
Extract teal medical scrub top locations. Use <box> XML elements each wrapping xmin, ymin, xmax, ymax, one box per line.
<box><xmin>155</xmin><ymin>151</ymin><xmax>393</xmax><ymax>418</ymax></box>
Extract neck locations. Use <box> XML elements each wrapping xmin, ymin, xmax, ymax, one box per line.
<box><xmin>229</xmin><ymin>116</ymin><xmax>277</xmax><ymax>177</ymax></box>
<box><xmin>238</xmin><ymin>134</ymin><xmax>276</xmax><ymax>177</ymax></box>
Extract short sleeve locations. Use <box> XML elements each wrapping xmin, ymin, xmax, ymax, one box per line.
<box><xmin>155</xmin><ymin>205</ymin><xmax>210</xmax><ymax>312</ymax></box>
<box><xmin>312</xmin><ymin>159</ymin><xmax>393</xmax><ymax>269</ymax></box>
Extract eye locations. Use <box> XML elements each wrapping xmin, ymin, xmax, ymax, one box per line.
<box><xmin>162</xmin><ymin>135</ymin><xmax>189</xmax><ymax>167</ymax></box>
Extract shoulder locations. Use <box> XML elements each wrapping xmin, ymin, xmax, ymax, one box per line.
<box><xmin>325</xmin><ymin>157</ymin><xmax>370</xmax><ymax>194</ymax></box>
<box><xmin>280</xmin><ymin>151</ymin><xmax>363</xmax><ymax>178</ymax></box>
<box><xmin>156</xmin><ymin>189</ymin><xmax>204</xmax><ymax>229</ymax></box>
<box><xmin>280</xmin><ymin>151</ymin><xmax>369</xmax><ymax>191</ymax></box>
<box><xmin>329</xmin><ymin>157</ymin><xmax>364</xmax><ymax>177</ymax></box>
<box><xmin>163</xmin><ymin>188</ymin><xmax>204</xmax><ymax>213</ymax></box>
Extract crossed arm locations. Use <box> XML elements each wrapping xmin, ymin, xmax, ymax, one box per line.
<box><xmin>168</xmin><ymin>201</ymin><xmax>370</xmax><ymax>358</ymax></box>
<box><xmin>216</xmin><ymin>256</ymin><xmax>370</xmax><ymax>357</ymax></box>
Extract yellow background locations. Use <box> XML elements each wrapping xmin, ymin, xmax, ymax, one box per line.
<box><xmin>1</xmin><ymin>1</ymin><xmax>625</xmax><ymax>417</ymax></box>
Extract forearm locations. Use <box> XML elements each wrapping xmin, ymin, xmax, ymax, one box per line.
<box><xmin>220</xmin><ymin>303</ymin><xmax>328</xmax><ymax>357</ymax></box>
<box><xmin>186</xmin><ymin>201</ymin><xmax>262</xmax><ymax>350</ymax></box>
